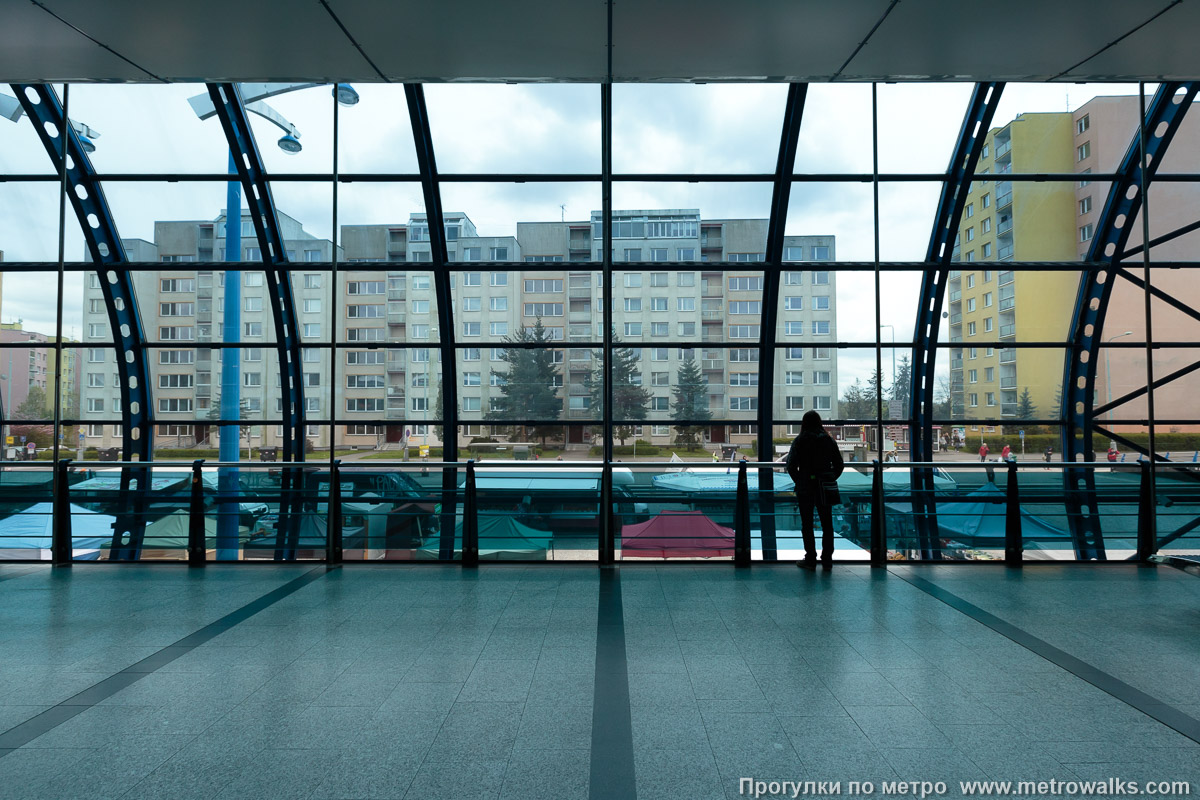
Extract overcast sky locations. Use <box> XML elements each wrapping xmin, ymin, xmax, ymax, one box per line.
<box><xmin>0</xmin><ymin>80</ymin><xmax>1148</xmax><ymax>395</ymax></box>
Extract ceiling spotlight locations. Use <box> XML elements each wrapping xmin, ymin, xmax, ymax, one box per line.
<box><xmin>277</xmin><ymin>134</ymin><xmax>302</xmax><ymax>154</ymax></box>
<box><xmin>334</xmin><ymin>84</ymin><xmax>360</xmax><ymax>106</ymax></box>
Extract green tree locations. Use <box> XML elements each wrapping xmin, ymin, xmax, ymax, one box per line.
<box><xmin>14</xmin><ymin>385</ymin><xmax>50</xmax><ymax>420</ymax></box>
<box><xmin>840</xmin><ymin>371</ymin><xmax>883</xmax><ymax>420</ymax></box>
<box><xmin>886</xmin><ymin>355</ymin><xmax>912</xmax><ymax>419</ymax></box>
<box><xmin>671</xmin><ymin>357</ymin><xmax>711</xmax><ymax>448</ymax></box>
<box><xmin>585</xmin><ymin>331</ymin><xmax>651</xmax><ymax>446</ymax></box>
<box><xmin>1015</xmin><ymin>387</ymin><xmax>1037</xmax><ymax>419</ymax></box>
<box><xmin>484</xmin><ymin>318</ymin><xmax>563</xmax><ymax>445</ymax></box>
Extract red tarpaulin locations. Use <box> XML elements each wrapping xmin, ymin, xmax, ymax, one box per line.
<box><xmin>619</xmin><ymin>511</ymin><xmax>736</xmax><ymax>558</ymax></box>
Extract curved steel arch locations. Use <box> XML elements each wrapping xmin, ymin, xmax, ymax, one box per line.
<box><xmin>757</xmin><ymin>82</ymin><xmax>808</xmax><ymax>562</ymax></box>
<box><xmin>909</xmin><ymin>82</ymin><xmax>1005</xmax><ymax>560</ymax></box>
<box><xmin>206</xmin><ymin>83</ymin><xmax>307</xmax><ymax>464</ymax></box>
<box><xmin>1060</xmin><ymin>81</ymin><xmax>1197</xmax><ymax>560</ymax></box>
<box><xmin>404</xmin><ymin>82</ymin><xmax>460</xmax><ymax>561</ymax></box>
<box><xmin>13</xmin><ymin>83</ymin><xmax>154</xmax><ymax>560</ymax></box>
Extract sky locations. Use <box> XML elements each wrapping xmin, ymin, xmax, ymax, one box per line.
<box><xmin>0</xmin><ymin>80</ymin><xmax>1152</xmax><ymax>397</ymax></box>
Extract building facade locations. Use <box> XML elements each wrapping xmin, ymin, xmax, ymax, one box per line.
<box><xmin>79</xmin><ymin>209</ymin><xmax>837</xmax><ymax>454</ymax></box>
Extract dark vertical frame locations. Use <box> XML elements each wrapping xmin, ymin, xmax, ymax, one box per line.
<box><xmin>757</xmin><ymin>83</ymin><xmax>808</xmax><ymax>562</ymax></box>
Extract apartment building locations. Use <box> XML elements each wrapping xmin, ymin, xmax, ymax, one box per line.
<box><xmin>79</xmin><ymin>208</ymin><xmax>838</xmax><ymax>453</ymax></box>
<box><xmin>948</xmin><ymin>95</ymin><xmax>1200</xmax><ymax>428</ymax></box>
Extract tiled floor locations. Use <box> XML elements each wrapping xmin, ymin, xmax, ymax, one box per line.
<box><xmin>0</xmin><ymin>562</ymin><xmax>1197</xmax><ymax>799</ymax></box>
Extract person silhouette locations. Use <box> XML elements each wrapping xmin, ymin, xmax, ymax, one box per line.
<box><xmin>785</xmin><ymin>411</ymin><xmax>845</xmax><ymax>571</ymax></box>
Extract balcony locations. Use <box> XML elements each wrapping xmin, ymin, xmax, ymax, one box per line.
<box><xmin>1000</xmin><ymin>377</ymin><xmax>1017</xmax><ymax>389</ymax></box>
<box><xmin>997</xmin><ymin>217</ymin><xmax>1013</xmax><ymax>235</ymax></box>
<box><xmin>999</xmin><ymin>348</ymin><xmax>1016</xmax><ymax>364</ymax></box>
<box><xmin>999</xmin><ymin>324</ymin><xmax>1016</xmax><ymax>338</ymax></box>
<box><xmin>996</xmin><ymin>190</ymin><xmax>1013</xmax><ymax>208</ymax></box>
<box><xmin>387</xmin><ymin>240</ymin><xmax>406</xmax><ymax>255</ymax></box>
<box><xmin>386</xmin><ymin>406</ymin><xmax>406</xmax><ymax>419</ymax></box>
<box><xmin>999</xmin><ymin>297</ymin><xmax>1015</xmax><ymax>312</ymax></box>
<box><xmin>1001</xmin><ymin>402</ymin><xmax>1018</xmax><ymax>416</ymax></box>
<box><xmin>388</xmin><ymin>312</ymin><xmax>406</xmax><ymax>325</ymax></box>
<box><xmin>568</xmin><ymin>287</ymin><xmax>591</xmax><ymax>299</ymax></box>
<box><xmin>568</xmin><ymin>311</ymin><xmax>592</xmax><ymax>324</ymax></box>
<box><xmin>387</xmin><ymin>288</ymin><xmax>406</xmax><ymax>301</ymax></box>
<box><xmin>702</xmin><ymin>359</ymin><xmax>723</xmax><ymax>371</ymax></box>
<box><xmin>950</xmin><ymin>313</ymin><xmax>962</xmax><ymax>325</ymax></box>
<box><xmin>701</xmin><ymin>235</ymin><xmax>722</xmax><ymax>250</ymax></box>
<box><xmin>386</xmin><ymin>361</ymin><xmax>406</xmax><ymax>374</ymax></box>
<box><xmin>568</xmin><ymin>238</ymin><xmax>591</xmax><ymax>251</ymax></box>
<box><xmin>950</xmin><ymin>358</ymin><xmax>963</xmax><ymax>370</ymax></box>
<box><xmin>998</xmin><ymin>271</ymin><xmax>1014</xmax><ymax>286</ymax></box>
<box><xmin>701</xmin><ymin>310</ymin><xmax>722</xmax><ymax>321</ymax></box>
<box><xmin>997</xmin><ymin>246</ymin><xmax>1014</xmax><ymax>261</ymax></box>
<box><xmin>995</xmin><ymin>140</ymin><xmax>1012</xmax><ymax>159</ymax></box>
<box><xmin>949</xmin><ymin>290</ymin><xmax>962</xmax><ymax>302</ymax></box>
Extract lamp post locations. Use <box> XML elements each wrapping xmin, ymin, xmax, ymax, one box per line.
<box><xmin>1104</xmin><ymin>330</ymin><xmax>1133</xmax><ymax>425</ymax></box>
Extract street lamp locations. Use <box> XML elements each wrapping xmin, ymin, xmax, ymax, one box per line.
<box><xmin>1104</xmin><ymin>330</ymin><xmax>1133</xmax><ymax>423</ymax></box>
<box><xmin>0</xmin><ymin>93</ymin><xmax>101</xmax><ymax>152</ymax></box>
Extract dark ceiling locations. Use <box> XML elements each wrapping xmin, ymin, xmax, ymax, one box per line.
<box><xmin>1</xmin><ymin>0</ymin><xmax>1198</xmax><ymax>83</ymax></box>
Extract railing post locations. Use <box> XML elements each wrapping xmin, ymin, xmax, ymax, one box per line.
<box><xmin>599</xmin><ymin>462</ymin><xmax>614</xmax><ymax>566</ymax></box>
<box><xmin>1005</xmin><ymin>459</ymin><xmax>1022</xmax><ymax>566</ymax></box>
<box><xmin>52</xmin><ymin>458</ymin><xmax>72</xmax><ymax>567</ymax></box>
<box><xmin>463</xmin><ymin>459</ymin><xmax>479</xmax><ymax>567</ymax></box>
<box><xmin>188</xmin><ymin>460</ymin><xmax>206</xmax><ymax>567</ymax></box>
<box><xmin>870</xmin><ymin>459</ymin><xmax>885</xmax><ymax>567</ymax></box>
<box><xmin>1136</xmin><ymin>459</ymin><xmax>1155</xmax><ymax>562</ymax></box>
<box><xmin>327</xmin><ymin>459</ymin><xmax>343</xmax><ymax>566</ymax></box>
<box><xmin>734</xmin><ymin>459</ymin><xmax>750</xmax><ymax>566</ymax></box>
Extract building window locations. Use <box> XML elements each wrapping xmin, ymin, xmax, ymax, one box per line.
<box><xmin>984</xmin><ymin>317</ymin><xmax>993</xmax><ymax>332</ymax></box>
<box><xmin>812</xmin><ymin>321</ymin><xmax>830</xmax><ymax>335</ymax></box>
<box><xmin>623</xmin><ymin>248</ymin><xmax>642</xmax><ymax>262</ymax></box>
<box><xmin>649</xmin><ymin>297</ymin><xmax>668</xmax><ymax>312</ymax></box>
<box><xmin>812</xmin><ymin>271</ymin><xmax>829</xmax><ymax>285</ymax></box>
<box><xmin>982</xmin><ymin>193</ymin><xmax>991</xmax><ymax>209</ymax></box>
<box><xmin>784</xmin><ymin>297</ymin><xmax>803</xmax><ymax>311</ymax></box>
<box><xmin>623</xmin><ymin>322</ymin><xmax>642</xmax><ymax>336</ymax></box>
<box><xmin>813</xmin><ymin>396</ymin><xmax>831</xmax><ymax>411</ymax></box>
<box><xmin>300</xmin><ymin>323</ymin><xmax>318</xmax><ymax>337</ymax></box>
<box><xmin>729</xmin><ymin>301</ymin><xmax>761</xmax><ymax>315</ymax></box>
<box><xmin>968</xmin><ymin>321</ymin><xmax>976</xmax><ymax>336</ymax></box>
<box><xmin>728</xmin><ymin>325</ymin><xmax>760</xmax><ymax>339</ymax></box>
<box><xmin>969</xmin><ymin>369</ymin><xmax>978</xmax><ymax>383</ymax></box>
<box><xmin>981</xmin><ymin>218</ymin><xmax>991</xmax><ymax>234</ymax></box>
<box><xmin>158</xmin><ymin>398</ymin><xmax>193</xmax><ymax>413</ymax></box>
<box><xmin>783</xmin><ymin>246</ymin><xmax>803</xmax><ymax>261</ymax></box>
<box><xmin>677</xmin><ymin>272</ymin><xmax>695</xmax><ymax>287</ymax></box>
<box><xmin>729</xmin><ymin>373</ymin><xmax>759</xmax><ymax>387</ymax></box>
<box><xmin>677</xmin><ymin>249</ymin><xmax>695</xmax><ymax>261</ymax></box>
<box><xmin>966</xmin><ymin>274</ymin><xmax>976</xmax><ymax>289</ymax></box>
<box><xmin>730</xmin><ymin>397</ymin><xmax>758</xmax><ymax>411</ymax></box>
<box><xmin>967</xmin><ymin>298</ymin><xmax>976</xmax><ymax>312</ymax></box>
<box><xmin>812</xmin><ymin>296</ymin><xmax>830</xmax><ymax>311</ymax></box>
<box><xmin>785</xmin><ymin>348</ymin><xmax>804</xmax><ymax>360</ymax></box>
<box><xmin>969</xmin><ymin>393</ymin><xmax>979</xmax><ymax>408</ymax></box>
<box><xmin>785</xmin><ymin>321</ymin><xmax>804</xmax><ymax>336</ymax></box>
<box><xmin>1077</xmin><ymin>141</ymin><xmax>1091</xmax><ymax>161</ymax></box>
<box><xmin>1079</xmin><ymin>196</ymin><xmax>1092</xmax><ymax>215</ymax></box>
<box><xmin>524</xmin><ymin>279</ymin><xmax>563</xmax><ymax>293</ymax></box>
<box><xmin>786</xmin><ymin>396</ymin><xmax>805</xmax><ymax>410</ymax></box>
<box><xmin>623</xmin><ymin>298</ymin><xmax>641</xmax><ymax>313</ymax></box>
<box><xmin>524</xmin><ymin>303</ymin><xmax>563</xmax><ymax>317</ymax></box>
<box><xmin>729</xmin><ymin>253</ymin><xmax>763</xmax><ymax>262</ymax></box>
<box><xmin>651</xmin><ymin>322</ymin><xmax>669</xmax><ymax>336</ymax></box>
<box><xmin>982</xmin><ymin>243</ymin><xmax>993</xmax><ymax>258</ymax></box>
<box><xmin>1080</xmin><ymin>224</ymin><xmax>1094</xmax><ymax>242</ymax></box>
<box><xmin>784</xmin><ymin>272</ymin><xmax>802</xmax><ymax>285</ymax></box>
<box><xmin>1077</xmin><ymin>114</ymin><xmax>1090</xmax><ymax>134</ymax></box>
<box><xmin>785</xmin><ymin>371</ymin><xmax>803</xmax><ymax>385</ymax></box>
<box><xmin>966</xmin><ymin>204</ymin><xmax>974</xmax><ymax>218</ymax></box>
<box><xmin>462</xmin><ymin>297</ymin><xmax>481</xmax><ymax>312</ymax></box>
<box><xmin>728</xmin><ymin>277</ymin><xmax>763</xmax><ymax>291</ymax></box>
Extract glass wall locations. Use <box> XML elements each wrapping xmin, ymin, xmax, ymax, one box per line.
<box><xmin>1</xmin><ymin>80</ymin><xmax>1198</xmax><ymax>562</ymax></box>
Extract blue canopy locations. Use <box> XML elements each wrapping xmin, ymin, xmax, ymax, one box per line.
<box><xmin>0</xmin><ymin>502</ymin><xmax>113</xmax><ymax>559</ymax></box>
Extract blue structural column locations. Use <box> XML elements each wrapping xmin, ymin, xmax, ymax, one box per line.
<box><xmin>1060</xmin><ymin>81</ymin><xmax>1196</xmax><ymax>560</ymax></box>
<box><xmin>757</xmin><ymin>82</ymin><xmax>808</xmax><ymax>563</ymax></box>
<box><xmin>404</xmin><ymin>83</ymin><xmax>460</xmax><ymax>561</ymax></box>
<box><xmin>909</xmin><ymin>82</ymin><xmax>1005</xmax><ymax>560</ymax></box>
<box><xmin>218</xmin><ymin>156</ymin><xmax>242</xmax><ymax>560</ymax></box>
<box><xmin>13</xmin><ymin>83</ymin><xmax>154</xmax><ymax>560</ymax></box>
<box><xmin>205</xmin><ymin>83</ymin><xmax>308</xmax><ymax>560</ymax></box>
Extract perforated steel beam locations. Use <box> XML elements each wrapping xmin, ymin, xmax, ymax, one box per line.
<box><xmin>909</xmin><ymin>82</ymin><xmax>1005</xmax><ymax>560</ymax></box>
<box><xmin>13</xmin><ymin>83</ymin><xmax>153</xmax><ymax>560</ymax></box>
<box><xmin>757</xmin><ymin>82</ymin><xmax>808</xmax><ymax>563</ymax></box>
<box><xmin>405</xmin><ymin>83</ymin><xmax>459</xmax><ymax>561</ymax></box>
<box><xmin>206</xmin><ymin>84</ymin><xmax>307</xmax><ymax>463</ymax></box>
<box><xmin>1061</xmin><ymin>81</ymin><xmax>1197</xmax><ymax>560</ymax></box>
<box><xmin>206</xmin><ymin>83</ymin><xmax>308</xmax><ymax>561</ymax></box>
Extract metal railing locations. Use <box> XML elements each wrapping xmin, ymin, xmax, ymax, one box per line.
<box><xmin>1</xmin><ymin>457</ymin><xmax>1196</xmax><ymax>567</ymax></box>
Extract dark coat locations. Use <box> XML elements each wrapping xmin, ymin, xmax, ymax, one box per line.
<box><xmin>785</xmin><ymin>430</ymin><xmax>845</xmax><ymax>504</ymax></box>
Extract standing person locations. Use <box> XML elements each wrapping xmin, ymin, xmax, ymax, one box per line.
<box><xmin>1043</xmin><ymin>445</ymin><xmax>1053</xmax><ymax>469</ymax></box>
<box><xmin>1000</xmin><ymin>442</ymin><xmax>1012</xmax><ymax>462</ymax></box>
<box><xmin>1107</xmin><ymin>444</ymin><xmax>1119</xmax><ymax>463</ymax></box>
<box><xmin>786</xmin><ymin>411</ymin><xmax>845</xmax><ymax>571</ymax></box>
<box><xmin>979</xmin><ymin>442</ymin><xmax>989</xmax><ymax>462</ymax></box>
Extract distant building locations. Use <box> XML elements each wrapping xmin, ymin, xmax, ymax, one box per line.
<box><xmin>79</xmin><ymin>209</ymin><xmax>837</xmax><ymax>453</ymax></box>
